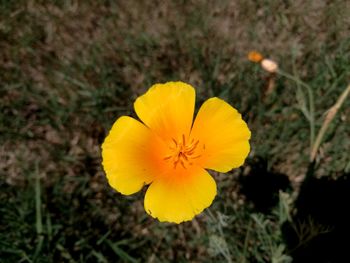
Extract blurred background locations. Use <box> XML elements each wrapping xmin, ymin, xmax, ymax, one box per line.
<box><xmin>1</xmin><ymin>1</ymin><xmax>350</xmax><ymax>262</ymax></box>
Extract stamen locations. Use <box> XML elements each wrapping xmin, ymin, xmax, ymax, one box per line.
<box><xmin>180</xmin><ymin>160</ymin><xmax>186</xmax><ymax>169</ymax></box>
<box><xmin>181</xmin><ymin>153</ymin><xmax>188</xmax><ymax>161</ymax></box>
<box><xmin>163</xmin><ymin>134</ymin><xmax>203</xmax><ymax>169</ymax></box>
<box><xmin>172</xmin><ymin>138</ymin><xmax>178</xmax><ymax>146</ymax></box>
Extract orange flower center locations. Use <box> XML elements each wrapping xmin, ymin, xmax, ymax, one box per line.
<box><xmin>163</xmin><ymin>134</ymin><xmax>202</xmax><ymax>169</ymax></box>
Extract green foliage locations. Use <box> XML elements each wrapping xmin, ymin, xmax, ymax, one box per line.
<box><xmin>206</xmin><ymin>192</ymin><xmax>293</xmax><ymax>263</ymax></box>
<box><xmin>1</xmin><ymin>0</ymin><xmax>349</xmax><ymax>262</ymax></box>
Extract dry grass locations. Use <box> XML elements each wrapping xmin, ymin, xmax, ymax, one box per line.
<box><xmin>1</xmin><ymin>1</ymin><xmax>350</xmax><ymax>262</ymax></box>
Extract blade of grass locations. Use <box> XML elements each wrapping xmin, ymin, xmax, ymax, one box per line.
<box><xmin>18</xmin><ymin>252</ymin><xmax>33</xmax><ymax>263</ymax></box>
<box><xmin>46</xmin><ymin>212</ymin><xmax>52</xmax><ymax>241</ymax></box>
<box><xmin>91</xmin><ymin>250</ymin><xmax>109</xmax><ymax>263</ymax></box>
<box><xmin>32</xmin><ymin>161</ymin><xmax>44</xmax><ymax>262</ymax></box>
<box><xmin>35</xmin><ymin>163</ymin><xmax>42</xmax><ymax>235</ymax></box>
<box><xmin>345</xmin><ymin>160</ymin><xmax>350</xmax><ymax>173</ymax></box>
<box><xmin>96</xmin><ymin>231</ymin><xmax>111</xmax><ymax>246</ymax></box>
<box><xmin>56</xmin><ymin>244</ymin><xmax>76</xmax><ymax>263</ymax></box>
<box><xmin>106</xmin><ymin>240</ymin><xmax>139</xmax><ymax>263</ymax></box>
<box><xmin>241</xmin><ymin>221</ymin><xmax>252</xmax><ymax>263</ymax></box>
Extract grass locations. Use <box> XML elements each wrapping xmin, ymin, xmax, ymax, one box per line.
<box><xmin>1</xmin><ymin>0</ymin><xmax>350</xmax><ymax>262</ymax></box>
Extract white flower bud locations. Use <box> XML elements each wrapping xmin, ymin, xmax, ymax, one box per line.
<box><xmin>261</xmin><ymin>59</ymin><xmax>278</xmax><ymax>73</ymax></box>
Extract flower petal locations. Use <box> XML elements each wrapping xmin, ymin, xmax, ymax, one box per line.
<box><xmin>134</xmin><ymin>81</ymin><xmax>195</xmax><ymax>142</ymax></box>
<box><xmin>190</xmin><ymin>98</ymin><xmax>251</xmax><ymax>173</ymax></box>
<box><xmin>102</xmin><ymin>116</ymin><xmax>168</xmax><ymax>195</ymax></box>
<box><xmin>144</xmin><ymin>166</ymin><xmax>216</xmax><ymax>223</ymax></box>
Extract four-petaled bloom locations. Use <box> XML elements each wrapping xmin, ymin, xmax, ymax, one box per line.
<box><xmin>102</xmin><ymin>82</ymin><xmax>251</xmax><ymax>223</ymax></box>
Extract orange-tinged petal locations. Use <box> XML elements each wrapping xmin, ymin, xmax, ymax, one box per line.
<box><xmin>190</xmin><ymin>98</ymin><xmax>251</xmax><ymax>173</ymax></box>
<box><xmin>102</xmin><ymin>116</ymin><xmax>168</xmax><ymax>195</ymax></box>
<box><xmin>144</xmin><ymin>165</ymin><xmax>216</xmax><ymax>223</ymax></box>
<box><xmin>134</xmin><ymin>81</ymin><xmax>195</xmax><ymax>142</ymax></box>
<box><xmin>248</xmin><ymin>51</ymin><xmax>264</xmax><ymax>63</ymax></box>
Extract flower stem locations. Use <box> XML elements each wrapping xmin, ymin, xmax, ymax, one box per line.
<box><xmin>310</xmin><ymin>84</ymin><xmax>350</xmax><ymax>162</ymax></box>
<box><xmin>277</xmin><ymin>69</ymin><xmax>315</xmax><ymax>156</ymax></box>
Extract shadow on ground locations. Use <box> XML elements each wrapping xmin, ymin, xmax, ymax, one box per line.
<box><xmin>283</xmin><ymin>173</ymin><xmax>350</xmax><ymax>263</ymax></box>
<box><xmin>239</xmin><ymin>158</ymin><xmax>291</xmax><ymax>213</ymax></box>
<box><xmin>240</xmin><ymin>158</ymin><xmax>350</xmax><ymax>262</ymax></box>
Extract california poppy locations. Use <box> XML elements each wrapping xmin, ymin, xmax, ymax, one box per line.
<box><xmin>102</xmin><ymin>82</ymin><xmax>251</xmax><ymax>223</ymax></box>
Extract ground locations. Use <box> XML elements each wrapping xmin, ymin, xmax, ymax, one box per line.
<box><xmin>1</xmin><ymin>1</ymin><xmax>350</xmax><ymax>262</ymax></box>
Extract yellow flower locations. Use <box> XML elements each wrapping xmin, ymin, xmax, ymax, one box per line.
<box><xmin>102</xmin><ymin>82</ymin><xmax>251</xmax><ymax>223</ymax></box>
